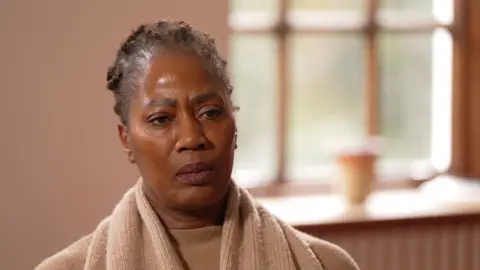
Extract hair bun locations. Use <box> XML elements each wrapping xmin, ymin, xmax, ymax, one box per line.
<box><xmin>106</xmin><ymin>66</ymin><xmax>122</xmax><ymax>91</ymax></box>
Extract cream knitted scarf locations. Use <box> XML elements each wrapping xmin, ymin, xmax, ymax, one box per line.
<box><xmin>44</xmin><ymin>179</ymin><xmax>324</xmax><ymax>270</ymax></box>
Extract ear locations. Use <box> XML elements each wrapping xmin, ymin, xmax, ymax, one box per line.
<box><xmin>117</xmin><ymin>123</ymin><xmax>135</xmax><ymax>164</ymax></box>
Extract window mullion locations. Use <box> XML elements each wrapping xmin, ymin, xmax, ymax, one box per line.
<box><xmin>276</xmin><ymin>0</ymin><xmax>289</xmax><ymax>183</ymax></box>
<box><xmin>366</xmin><ymin>0</ymin><xmax>380</xmax><ymax>136</ymax></box>
<box><xmin>450</xmin><ymin>0</ymin><xmax>470</xmax><ymax>176</ymax></box>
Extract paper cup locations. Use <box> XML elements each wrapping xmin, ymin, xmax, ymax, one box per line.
<box><xmin>336</xmin><ymin>150</ymin><xmax>377</xmax><ymax>205</ymax></box>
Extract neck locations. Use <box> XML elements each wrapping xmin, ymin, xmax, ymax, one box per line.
<box><xmin>142</xmin><ymin>185</ymin><xmax>228</xmax><ymax>230</ymax></box>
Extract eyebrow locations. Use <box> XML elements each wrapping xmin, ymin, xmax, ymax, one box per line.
<box><xmin>143</xmin><ymin>98</ymin><xmax>176</xmax><ymax>108</ymax></box>
<box><xmin>190</xmin><ymin>91</ymin><xmax>221</xmax><ymax>105</ymax></box>
<box><xmin>143</xmin><ymin>91</ymin><xmax>221</xmax><ymax>109</ymax></box>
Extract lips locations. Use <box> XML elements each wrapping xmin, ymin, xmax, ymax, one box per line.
<box><xmin>176</xmin><ymin>162</ymin><xmax>214</xmax><ymax>185</ymax></box>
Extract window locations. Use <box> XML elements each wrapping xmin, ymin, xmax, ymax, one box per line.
<box><xmin>229</xmin><ymin>0</ymin><xmax>455</xmax><ymax>187</ymax></box>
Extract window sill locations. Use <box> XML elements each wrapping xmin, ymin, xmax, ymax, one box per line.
<box><xmin>239</xmin><ymin>158</ymin><xmax>439</xmax><ymax>194</ymax></box>
<box><xmin>246</xmin><ymin>175</ymin><xmax>430</xmax><ymax>197</ymax></box>
<box><xmin>255</xmin><ymin>175</ymin><xmax>480</xmax><ymax>228</ymax></box>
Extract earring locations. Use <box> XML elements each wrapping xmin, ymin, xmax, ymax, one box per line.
<box><xmin>234</xmin><ymin>132</ymin><xmax>238</xmax><ymax>149</ymax></box>
<box><xmin>127</xmin><ymin>152</ymin><xmax>135</xmax><ymax>164</ymax></box>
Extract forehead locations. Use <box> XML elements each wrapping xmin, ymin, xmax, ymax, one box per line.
<box><xmin>143</xmin><ymin>52</ymin><xmax>217</xmax><ymax>94</ymax></box>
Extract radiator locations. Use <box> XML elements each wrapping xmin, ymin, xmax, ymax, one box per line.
<box><xmin>316</xmin><ymin>222</ymin><xmax>480</xmax><ymax>270</ymax></box>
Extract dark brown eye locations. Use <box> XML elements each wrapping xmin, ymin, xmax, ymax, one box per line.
<box><xmin>200</xmin><ymin>108</ymin><xmax>222</xmax><ymax>120</ymax></box>
<box><xmin>149</xmin><ymin>115</ymin><xmax>171</xmax><ymax>126</ymax></box>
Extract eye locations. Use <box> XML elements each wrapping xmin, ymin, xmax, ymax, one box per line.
<box><xmin>149</xmin><ymin>115</ymin><xmax>171</xmax><ymax>126</ymax></box>
<box><xmin>199</xmin><ymin>108</ymin><xmax>222</xmax><ymax>120</ymax></box>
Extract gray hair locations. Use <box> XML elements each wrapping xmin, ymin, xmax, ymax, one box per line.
<box><xmin>106</xmin><ymin>20</ymin><xmax>235</xmax><ymax>125</ymax></box>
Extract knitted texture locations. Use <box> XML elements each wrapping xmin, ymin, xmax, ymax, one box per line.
<box><xmin>37</xmin><ymin>179</ymin><xmax>325</xmax><ymax>270</ymax></box>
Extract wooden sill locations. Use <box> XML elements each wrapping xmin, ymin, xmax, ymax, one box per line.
<box><xmin>255</xmin><ymin>175</ymin><xmax>480</xmax><ymax>230</ymax></box>
<box><xmin>246</xmin><ymin>176</ymin><xmax>431</xmax><ymax>198</ymax></box>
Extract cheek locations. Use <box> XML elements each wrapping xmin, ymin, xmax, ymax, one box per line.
<box><xmin>206</xmin><ymin>121</ymin><xmax>236</xmax><ymax>149</ymax></box>
<box><xmin>130</xmin><ymin>124</ymin><xmax>175</xmax><ymax>166</ymax></box>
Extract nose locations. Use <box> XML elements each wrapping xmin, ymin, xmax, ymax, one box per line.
<box><xmin>175</xmin><ymin>116</ymin><xmax>207</xmax><ymax>152</ymax></box>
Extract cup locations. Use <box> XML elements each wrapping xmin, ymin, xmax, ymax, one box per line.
<box><xmin>336</xmin><ymin>149</ymin><xmax>377</xmax><ymax>205</ymax></box>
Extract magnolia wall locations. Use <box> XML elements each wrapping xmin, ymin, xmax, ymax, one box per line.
<box><xmin>0</xmin><ymin>1</ymin><xmax>228</xmax><ymax>269</ymax></box>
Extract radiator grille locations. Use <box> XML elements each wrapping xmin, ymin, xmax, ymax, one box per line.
<box><xmin>317</xmin><ymin>222</ymin><xmax>480</xmax><ymax>270</ymax></box>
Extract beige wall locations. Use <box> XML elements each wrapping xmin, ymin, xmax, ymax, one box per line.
<box><xmin>0</xmin><ymin>1</ymin><xmax>228</xmax><ymax>269</ymax></box>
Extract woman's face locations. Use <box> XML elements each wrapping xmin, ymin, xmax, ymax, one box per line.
<box><xmin>119</xmin><ymin>52</ymin><xmax>236</xmax><ymax>211</ymax></box>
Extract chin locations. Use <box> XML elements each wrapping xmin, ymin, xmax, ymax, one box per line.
<box><xmin>176</xmin><ymin>184</ymin><xmax>229</xmax><ymax>210</ymax></box>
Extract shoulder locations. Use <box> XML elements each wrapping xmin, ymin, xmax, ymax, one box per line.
<box><xmin>35</xmin><ymin>234</ymin><xmax>93</xmax><ymax>270</ymax></box>
<box><xmin>35</xmin><ymin>215</ymin><xmax>112</xmax><ymax>270</ymax></box>
<box><xmin>297</xmin><ymin>230</ymin><xmax>360</xmax><ymax>270</ymax></box>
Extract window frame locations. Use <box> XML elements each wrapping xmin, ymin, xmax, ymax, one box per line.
<box><xmin>229</xmin><ymin>0</ymin><xmax>471</xmax><ymax>191</ymax></box>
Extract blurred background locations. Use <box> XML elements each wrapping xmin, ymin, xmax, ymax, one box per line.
<box><xmin>1</xmin><ymin>0</ymin><xmax>479</xmax><ymax>269</ymax></box>
<box><xmin>230</xmin><ymin>0</ymin><xmax>452</xmax><ymax>186</ymax></box>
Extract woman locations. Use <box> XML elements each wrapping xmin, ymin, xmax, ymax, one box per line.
<box><xmin>36</xmin><ymin>20</ymin><xmax>359</xmax><ymax>270</ymax></box>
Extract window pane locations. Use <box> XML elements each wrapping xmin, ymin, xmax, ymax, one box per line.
<box><xmin>229</xmin><ymin>34</ymin><xmax>278</xmax><ymax>187</ymax></box>
<box><xmin>381</xmin><ymin>0</ymin><xmax>432</xmax><ymax>12</ymax></box>
<box><xmin>230</xmin><ymin>0</ymin><xmax>277</xmax><ymax>12</ymax></box>
<box><xmin>379</xmin><ymin>0</ymin><xmax>454</xmax><ymax>24</ymax></box>
<box><xmin>291</xmin><ymin>0</ymin><xmax>364</xmax><ymax>10</ymax></box>
<box><xmin>379</xmin><ymin>33</ymin><xmax>433</xmax><ymax>162</ymax></box>
<box><xmin>287</xmin><ymin>34</ymin><xmax>365</xmax><ymax>180</ymax></box>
